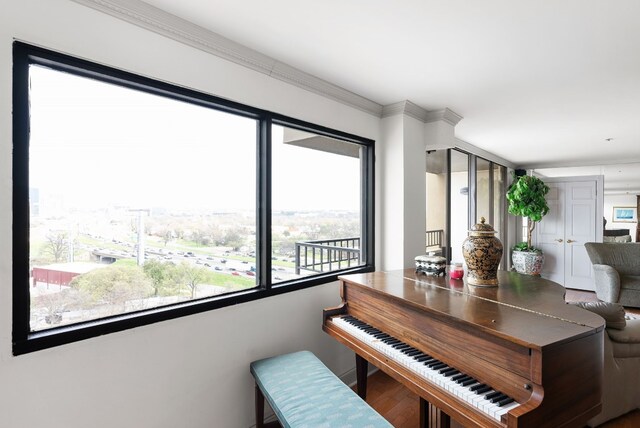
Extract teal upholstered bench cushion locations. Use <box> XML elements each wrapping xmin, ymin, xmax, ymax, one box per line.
<box><xmin>250</xmin><ymin>350</ymin><xmax>392</xmax><ymax>428</ymax></box>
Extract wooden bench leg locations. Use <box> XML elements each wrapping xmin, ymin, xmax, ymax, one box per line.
<box><xmin>420</xmin><ymin>397</ymin><xmax>450</xmax><ymax>428</ymax></box>
<box><xmin>255</xmin><ymin>383</ymin><xmax>265</xmax><ymax>428</ymax></box>
<box><xmin>355</xmin><ymin>354</ymin><xmax>368</xmax><ymax>400</ymax></box>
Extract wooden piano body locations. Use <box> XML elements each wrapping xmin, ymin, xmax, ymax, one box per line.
<box><xmin>323</xmin><ymin>269</ymin><xmax>605</xmax><ymax>428</ymax></box>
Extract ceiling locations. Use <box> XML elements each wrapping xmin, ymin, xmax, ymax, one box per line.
<box><xmin>136</xmin><ymin>0</ymin><xmax>640</xmax><ymax>190</ymax></box>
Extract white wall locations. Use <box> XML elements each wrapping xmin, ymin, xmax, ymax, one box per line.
<box><xmin>604</xmin><ymin>194</ymin><xmax>638</xmax><ymax>241</ymax></box>
<box><xmin>0</xmin><ymin>1</ymin><xmax>382</xmax><ymax>427</ymax></box>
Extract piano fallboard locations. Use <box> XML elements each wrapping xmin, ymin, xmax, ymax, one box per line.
<box><xmin>323</xmin><ymin>269</ymin><xmax>605</xmax><ymax>428</ymax></box>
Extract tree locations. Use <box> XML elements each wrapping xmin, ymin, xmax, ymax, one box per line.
<box><xmin>70</xmin><ymin>265</ymin><xmax>153</xmax><ymax>312</ymax></box>
<box><xmin>161</xmin><ymin>229</ymin><xmax>174</xmax><ymax>246</ymax></box>
<box><xmin>42</xmin><ymin>231</ymin><xmax>69</xmax><ymax>263</ymax></box>
<box><xmin>143</xmin><ymin>259</ymin><xmax>171</xmax><ymax>296</ymax></box>
<box><xmin>506</xmin><ymin>174</ymin><xmax>550</xmax><ymax>250</ymax></box>
<box><xmin>175</xmin><ymin>262</ymin><xmax>206</xmax><ymax>299</ymax></box>
<box><xmin>31</xmin><ymin>288</ymin><xmax>82</xmax><ymax>325</ymax></box>
<box><xmin>222</xmin><ymin>227</ymin><xmax>246</xmax><ymax>250</ymax></box>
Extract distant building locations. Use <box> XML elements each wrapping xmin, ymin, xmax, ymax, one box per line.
<box><xmin>32</xmin><ymin>262</ymin><xmax>106</xmax><ymax>287</ymax></box>
<box><xmin>29</xmin><ymin>187</ymin><xmax>39</xmax><ymax>217</ymax></box>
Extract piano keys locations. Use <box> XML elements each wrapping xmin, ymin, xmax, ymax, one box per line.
<box><xmin>322</xmin><ymin>269</ymin><xmax>605</xmax><ymax>428</ymax></box>
<box><xmin>332</xmin><ymin>314</ymin><xmax>520</xmax><ymax>423</ymax></box>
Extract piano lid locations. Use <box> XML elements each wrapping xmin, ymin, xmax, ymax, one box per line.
<box><xmin>337</xmin><ymin>269</ymin><xmax>605</xmax><ymax>350</ymax></box>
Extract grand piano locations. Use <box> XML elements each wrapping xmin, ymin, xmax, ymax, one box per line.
<box><xmin>323</xmin><ymin>269</ymin><xmax>605</xmax><ymax>428</ymax></box>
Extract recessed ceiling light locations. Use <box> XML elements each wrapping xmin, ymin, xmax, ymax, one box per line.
<box><xmin>605</xmin><ymin>138</ymin><xmax>614</xmax><ymax>142</ymax></box>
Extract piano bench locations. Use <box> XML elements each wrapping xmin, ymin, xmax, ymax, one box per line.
<box><xmin>250</xmin><ymin>350</ymin><xmax>392</xmax><ymax>428</ymax></box>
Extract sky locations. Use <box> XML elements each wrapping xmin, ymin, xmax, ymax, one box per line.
<box><xmin>28</xmin><ymin>65</ymin><xmax>361</xmax><ymax>213</ymax></box>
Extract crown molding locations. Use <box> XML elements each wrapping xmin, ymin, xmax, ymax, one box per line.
<box><xmin>425</xmin><ymin>108</ymin><xmax>463</xmax><ymax>126</ymax></box>
<box><xmin>381</xmin><ymin>100</ymin><xmax>429</xmax><ymax>122</ymax></box>
<box><xmin>382</xmin><ymin>102</ymin><xmax>466</xmax><ymax>131</ymax></box>
<box><xmin>71</xmin><ymin>0</ymin><xmax>383</xmax><ymax>116</ymax></box>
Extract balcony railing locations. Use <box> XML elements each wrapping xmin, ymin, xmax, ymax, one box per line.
<box><xmin>295</xmin><ymin>237</ymin><xmax>361</xmax><ymax>274</ymax></box>
<box><xmin>425</xmin><ymin>229</ymin><xmax>444</xmax><ymax>255</ymax></box>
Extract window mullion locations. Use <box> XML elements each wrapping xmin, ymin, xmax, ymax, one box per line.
<box><xmin>257</xmin><ymin>115</ymin><xmax>272</xmax><ymax>289</ymax></box>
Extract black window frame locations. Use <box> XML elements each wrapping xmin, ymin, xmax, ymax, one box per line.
<box><xmin>12</xmin><ymin>41</ymin><xmax>375</xmax><ymax>355</ymax></box>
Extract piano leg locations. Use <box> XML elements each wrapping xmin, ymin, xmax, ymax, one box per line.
<box><xmin>355</xmin><ymin>353</ymin><xmax>368</xmax><ymax>399</ymax></box>
<box><xmin>420</xmin><ymin>397</ymin><xmax>451</xmax><ymax>428</ymax></box>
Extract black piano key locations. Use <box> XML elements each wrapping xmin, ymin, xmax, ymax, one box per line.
<box><xmin>394</xmin><ymin>344</ymin><xmax>410</xmax><ymax>350</ymax></box>
<box><xmin>440</xmin><ymin>367</ymin><xmax>458</xmax><ymax>376</ymax></box>
<box><xmin>430</xmin><ymin>362</ymin><xmax>447</xmax><ymax>370</ymax></box>
<box><xmin>471</xmin><ymin>384</ymin><xmax>490</xmax><ymax>394</ymax></box>
<box><xmin>490</xmin><ymin>393</ymin><xmax>509</xmax><ymax>404</ymax></box>
<box><xmin>451</xmin><ymin>373</ymin><xmax>467</xmax><ymax>381</ymax></box>
<box><xmin>455</xmin><ymin>375</ymin><xmax>472</xmax><ymax>384</ymax></box>
<box><xmin>415</xmin><ymin>355</ymin><xmax>432</xmax><ymax>362</ymax></box>
<box><xmin>497</xmin><ymin>397</ymin><xmax>515</xmax><ymax>407</ymax></box>
<box><xmin>425</xmin><ymin>360</ymin><xmax>442</xmax><ymax>368</ymax></box>
<box><xmin>485</xmin><ymin>391</ymin><xmax>503</xmax><ymax>400</ymax></box>
<box><xmin>374</xmin><ymin>333</ymin><xmax>390</xmax><ymax>339</ymax></box>
<box><xmin>477</xmin><ymin>386</ymin><xmax>493</xmax><ymax>395</ymax></box>
<box><xmin>461</xmin><ymin>378</ymin><xmax>477</xmax><ymax>387</ymax></box>
<box><xmin>405</xmin><ymin>349</ymin><xmax>422</xmax><ymax>356</ymax></box>
<box><xmin>384</xmin><ymin>338</ymin><xmax>400</xmax><ymax>344</ymax></box>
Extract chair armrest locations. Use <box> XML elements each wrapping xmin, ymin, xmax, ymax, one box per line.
<box><xmin>607</xmin><ymin>319</ymin><xmax>640</xmax><ymax>358</ymax></box>
<box><xmin>592</xmin><ymin>264</ymin><xmax>621</xmax><ymax>303</ymax></box>
<box><xmin>608</xmin><ymin>318</ymin><xmax>640</xmax><ymax>344</ymax></box>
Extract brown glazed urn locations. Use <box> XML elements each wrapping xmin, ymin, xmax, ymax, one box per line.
<box><xmin>462</xmin><ymin>217</ymin><xmax>503</xmax><ymax>286</ymax></box>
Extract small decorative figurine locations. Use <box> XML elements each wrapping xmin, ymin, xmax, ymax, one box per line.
<box><xmin>462</xmin><ymin>217</ymin><xmax>503</xmax><ymax>286</ymax></box>
<box><xmin>415</xmin><ymin>253</ymin><xmax>446</xmax><ymax>276</ymax></box>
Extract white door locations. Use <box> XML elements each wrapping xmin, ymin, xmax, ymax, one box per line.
<box><xmin>535</xmin><ymin>177</ymin><xmax>602</xmax><ymax>290</ymax></box>
<box><xmin>537</xmin><ymin>183</ymin><xmax>565</xmax><ymax>285</ymax></box>
<box><xmin>564</xmin><ymin>181</ymin><xmax>597</xmax><ymax>290</ymax></box>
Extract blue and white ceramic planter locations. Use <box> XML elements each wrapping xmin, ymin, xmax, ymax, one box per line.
<box><xmin>512</xmin><ymin>250</ymin><xmax>544</xmax><ymax>276</ymax></box>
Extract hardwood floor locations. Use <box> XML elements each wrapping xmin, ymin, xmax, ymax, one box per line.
<box><xmin>360</xmin><ymin>288</ymin><xmax>640</xmax><ymax>427</ymax></box>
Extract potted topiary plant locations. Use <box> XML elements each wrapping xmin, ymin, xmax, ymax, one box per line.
<box><xmin>506</xmin><ymin>173</ymin><xmax>550</xmax><ymax>275</ymax></box>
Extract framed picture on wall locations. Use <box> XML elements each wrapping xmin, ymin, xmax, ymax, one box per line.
<box><xmin>612</xmin><ymin>206</ymin><xmax>638</xmax><ymax>223</ymax></box>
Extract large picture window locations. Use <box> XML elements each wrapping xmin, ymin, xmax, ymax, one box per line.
<box><xmin>13</xmin><ymin>42</ymin><xmax>374</xmax><ymax>354</ymax></box>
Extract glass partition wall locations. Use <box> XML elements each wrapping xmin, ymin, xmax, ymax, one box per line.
<box><xmin>425</xmin><ymin>149</ymin><xmax>508</xmax><ymax>267</ymax></box>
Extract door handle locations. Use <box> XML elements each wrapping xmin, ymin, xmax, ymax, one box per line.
<box><xmin>567</xmin><ymin>239</ymin><xmax>576</xmax><ymax>243</ymax></box>
<box><xmin>555</xmin><ymin>239</ymin><xmax>563</xmax><ymax>243</ymax></box>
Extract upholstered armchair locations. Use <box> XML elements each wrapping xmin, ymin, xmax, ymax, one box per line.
<box><xmin>585</xmin><ymin>243</ymin><xmax>640</xmax><ymax>308</ymax></box>
<box><xmin>570</xmin><ymin>301</ymin><xmax>640</xmax><ymax>426</ymax></box>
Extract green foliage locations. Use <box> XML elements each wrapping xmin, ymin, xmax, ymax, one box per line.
<box><xmin>143</xmin><ymin>259</ymin><xmax>169</xmax><ymax>296</ymax></box>
<box><xmin>506</xmin><ymin>174</ymin><xmax>550</xmax><ymax>250</ymax></box>
<box><xmin>70</xmin><ymin>264</ymin><xmax>153</xmax><ymax>306</ymax></box>
<box><xmin>506</xmin><ymin>175</ymin><xmax>550</xmax><ymax>221</ymax></box>
<box><xmin>512</xmin><ymin>241</ymin><xmax>542</xmax><ymax>254</ymax></box>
